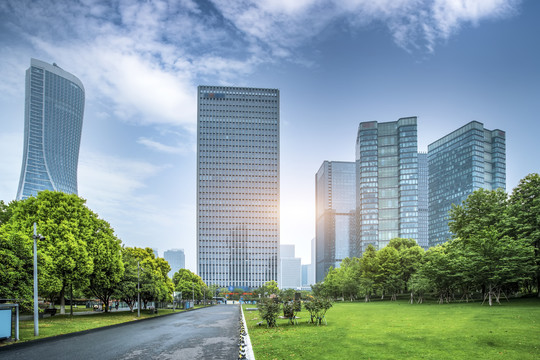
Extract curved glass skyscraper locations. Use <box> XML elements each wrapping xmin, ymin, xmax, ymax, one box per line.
<box><xmin>16</xmin><ymin>59</ymin><xmax>85</xmax><ymax>200</ymax></box>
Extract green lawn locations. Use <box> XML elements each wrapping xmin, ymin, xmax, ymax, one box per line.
<box><xmin>244</xmin><ymin>298</ymin><xmax>540</xmax><ymax>360</ymax></box>
<box><xmin>4</xmin><ymin>305</ymin><xmax>209</xmax><ymax>345</ymax></box>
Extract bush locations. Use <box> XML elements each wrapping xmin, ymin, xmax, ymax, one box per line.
<box><xmin>258</xmin><ymin>297</ymin><xmax>280</xmax><ymax>327</ymax></box>
<box><xmin>304</xmin><ymin>297</ymin><xmax>333</xmax><ymax>325</ymax></box>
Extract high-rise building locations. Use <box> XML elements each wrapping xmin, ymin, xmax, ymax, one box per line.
<box><xmin>302</xmin><ymin>264</ymin><xmax>309</xmax><ymax>286</ymax></box>
<box><xmin>280</xmin><ymin>244</ymin><xmax>301</xmax><ymax>289</ymax></box>
<box><xmin>197</xmin><ymin>86</ymin><xmax>280</xmax><ymax>289</ymax></box>
<box><xmin>17</xmin><ymin>59</ymin><xmax>85</xmax><ymax>200</ymax></box>
<box><xmin>417</xmin><ymin>152</ymin><xmax>429</xmax><ymax>250</ymax></box>
<box><xmin>428</xmin><ymin>121</ymin><xmax>506</xmax><ymax>247</ymax></box>
<box><xmin>309</xmin><ymin>238</ymin><xmax>316</xmax><ymax>285</ymax></box>
<box><xmin>315</xmin><ymin>161</ymin><xmax>356</xmax><ymax>282</ymax></box>
<box><xmin>355</xmin><ymin>117</ymin><xmax>418</xmax><ymax>253</ymax></box>
<box><xmin>164</xmin><ymin>249</ymin><xmax>186</xmax><ymax>279</ymax></box>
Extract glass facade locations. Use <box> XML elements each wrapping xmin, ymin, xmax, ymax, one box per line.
<box><xmin>197</xmin><ymin>86</ymin><xmax>279</xmax><ymax>289</ymax></box>
<box><xmin>428</xmin><ymin>121</ymin><xmax>506</xmax><ymax>247</ymax></box>
<box><xmin>164</xmin><ymin>249</ymin><xmax>186</xmax><ymax>279</ymax></box>
<box><xmin>355</xmin><ymin>117</ymin><xmax>418</xmax><ymax>253</ymax></box>
<box><xmin>417</xmin><ymin>152</ymin><xmax>429</xmax><ymax>250</ymax></box>
<box><xmin>17</xmin><ymin>59</ymin><xmax>85</xmax><ymax>200</ymax></box>
<box><xmin>315</xmin><ymin>161</ymin><xmax>355</xmax><ymax>282</ymax></box>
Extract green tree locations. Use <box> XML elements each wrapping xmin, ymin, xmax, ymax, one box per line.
<box><xmin>340</xmin><ymin>257</ymin><xmax>361</xmax><ymax>301</ymax></box>
<box><xmin>134</xmin><ymin>248</ymin><xmax>173</xmax><ymax>306</ymax></box>
<box><xmin>407</xmin><ymin>272</ymin><xmax>431</xmax><ymax>304</ymax></box>
<box><xmin>0</xmin><ymin>227</ymin><xmax>33</xmax><ymax>310</ymax></box>
<box><xmin>388</xmin><ymin>238</ymin><xmax>424</xmax><ymax>290</ymax></box>
<box><xmin>3</xmin><ymin>191</ymin><xmax>95</xmax><ymax>314</ymax></box>
<box><xmin>85</xmin><ymin>216</ymin><xmax>124</xmax><ymax>312</ymax></box>
<box><xmin>360</xmin><ymin>244</ymin><xmax>378</xmax><ymax>301</ymax></box>
<box><xmin>375</xmin><ymin>246</ymin><xmax>402</xmax><ymax>300</ymax></box>
<box><xmin>114</xmin><ymin>248</ymin><xmax>139</xmax><ymax>312</ymax></box>
<box><xmin>257</xmin><ymin>280</ymin><xmax>279</xmax><ymax>297</ymax></box>
<box><xmin>449</xmin><ymin>188</ymin><xmax>508</xmax><ymax>241</ymax></box>
<box><xmin>420</xmin><ymin>245</ymin><xmax>454</xmax><ymax>304</ymax></box>
<box><xmin>456</xmin><ymin>229</ymin><xmax>534</xmax><ymax>306</ymax></box>
<box><xmin>172</xmin><ymin>268</ymin><xmax>206</xmax><ymax>301</ymax></box>
<box><xmin>508</xmin><ymin>173</ymin><xmax>540</xmax><ymax>296</ymax></box>
<box><xmin>0</xmin><ymin>200</ymin><xmax>16</xmax><ymax>226</ymax></box>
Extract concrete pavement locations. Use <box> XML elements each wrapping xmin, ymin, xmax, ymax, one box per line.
<box><xmin>1</xmin><ymin>304</ymin><xmax>241</xmax><ymax>360</ymax></box>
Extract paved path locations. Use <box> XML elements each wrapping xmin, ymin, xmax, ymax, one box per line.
<box><xmin>1</xmin><ymin>305</ymin><xmax>240</xmax><ymax>360</ymax></box>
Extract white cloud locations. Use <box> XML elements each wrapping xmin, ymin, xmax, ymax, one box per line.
<box><xmin>0</xmin><ymin>0</ymin><xmax>521</xmax><ymax>134</ymax></box>
<box><xmin>137</xmin><ymin>137</ymin><xmax>194</xmax><ymax>154</ymax></box>
<box><xmin>210</xmin><ymin>0</ymin><xmax>521</xmax><ymax>53</ymax></box>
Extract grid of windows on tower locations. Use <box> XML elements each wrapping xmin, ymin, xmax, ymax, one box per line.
<box><xmin>197</xmin><ymin>86</ymin><xmax>280</xmax><ymax>289</ymax></box>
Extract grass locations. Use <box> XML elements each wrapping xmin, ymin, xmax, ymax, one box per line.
<box><xmin>244</xmin><ymin>298</ymin><xmax>540</xmax><ymax>360</ymax></box>
<box><xmin>3</xmin><ymin>305</ymin><xmax>209</xmax><ymax>346</ymax></box>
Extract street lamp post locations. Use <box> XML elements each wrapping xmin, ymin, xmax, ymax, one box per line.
<box><xmin>137</xmin><ymin>261</ymin><xmax>140</xmax><ymax>318</ymax></box>
<box><xmin>192</xmin><ymin>283</ymin><xmax>194</xmax><ymax>308</ymax></box>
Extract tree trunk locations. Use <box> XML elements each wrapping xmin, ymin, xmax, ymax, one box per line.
<box><xmin>60</xmin><ymin>285</ymin><xmax>66</xmax><ymax>315</ymax></box>
<box><xmin>410</xmin><ymin>291</ymin><xmax>414</xmax><ymax>304</ymax></box>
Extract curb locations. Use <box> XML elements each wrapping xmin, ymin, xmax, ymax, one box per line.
<box><xmin>239</xmin><ymin>305</ymin><xmax>256</xmax><ymax>360</ymax></box>
<box><xmin>0</xmin><ymin>305</ymin><xmax>212</xmax><ymax>351</ymax></box>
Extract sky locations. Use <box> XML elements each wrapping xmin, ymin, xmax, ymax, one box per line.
<box><xmin>0</xmin><ymin>0</ymin><xmax>539</xmax><ymax>272</ymax></box>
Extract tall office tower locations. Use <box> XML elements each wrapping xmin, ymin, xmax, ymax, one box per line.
<box><xmin>164</xmin><ymin>249</ymin><xmax>186</xmax><ymax>278</ymax></box>
<box><xmin>17</xmin><ymin>59</ymin><xmax>85</xmax><ymax>200</ymax></box>
<box><xmin>309</xmin><ymin>238</ymin><xmax>316</xmax><ymax>285</ymax></box>
<box><xmin>428</xmin><ymin>121</ymin><xmax>506</xmax><ymax>247</ymax></box>
<box><xmin>280</xmin><ymin>244</ymin><xmax>301</xmax><ymax>289</ymax></box>
<box><xmin>355</xmin><ymin>117</ymin><xmax>418</xmax><ymax>253</ymax></box>
<box><xmin>302</xmin><ymin>264</ymin><xmax>309</xmax><ymax>286</ymax></box>
<box><xmin>315</xmin><ymin>161</ymin><xmax>356</xmax><ymax>282</ymax></box>
<box><xmin>417</xmin><ymin>152</ymin><xmax>429</xmax><ymax>250</ymax></box>
<box><xmin>197</xmin><ymin>86</ymin><xmax>280</xmax><ymax>290</ymax></box>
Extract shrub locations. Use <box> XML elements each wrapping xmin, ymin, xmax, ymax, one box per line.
<box><xmin>258</xmin><ymin>297</ymin><xmax>280</xmax><ymax>327</ymax></box>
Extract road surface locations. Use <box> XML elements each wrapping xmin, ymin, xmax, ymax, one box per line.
<box><xmin>1</xmin><ymin>305</ymin><xmax>240</xmax><ymax>360</ymax></box>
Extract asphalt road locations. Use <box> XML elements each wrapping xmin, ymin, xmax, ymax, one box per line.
<box><xmin>1</xmin><ymin>305</ymin><xmax>240</xmax><ymax>360</ymax></box>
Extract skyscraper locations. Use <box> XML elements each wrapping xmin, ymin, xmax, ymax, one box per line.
<box><xmin>164</xmin><ymin>249</ymin><xmax>186</xmax><ymax>279</ymax></box>
<box><xmin>280</xmin><ymin>244</ymin><xmax>301</xmax><ymax>289</ymax></box>
<box><xmin>315</xmin><ymin>161</ymin><xmax>356</xmax><ymax>282</ymax></box>
<box><xmin>197</xmin><ymin>86</ymin><xmax>280</xmax><ymax>290</ymax></box>
<box><xmin>355</xmin><ymin>117</ymin><xmax>418</xmax><ymax>253</ymax></box>
<box><xmin>417</xmin><ymin>152</ymin><xmax>429</xmax><ymax>250</ymax></box>
<box><xmin>17</xmin><ymin>58</ymin><xmax>85</xmax><ymax>200</ymax></box>
<box><xmin>428</xmin><ymin>121</ymin><xmax>506</xmax><ymax>247</ymax></box>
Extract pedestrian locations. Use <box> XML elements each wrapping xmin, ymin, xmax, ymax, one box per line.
<box><xmin>115</xmin><ymin>301</ymin><xmax>119</xmax><ymax>311</ymax></box>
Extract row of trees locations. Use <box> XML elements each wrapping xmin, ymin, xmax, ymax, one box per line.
<box><xmin>0</xmin><ymin>191</ymin><xmax>175</xmax><ymax>313</ymax></box>
<box><xmin>315</xmin><ymin>174</ymin><xmax>539</xmax><ymax>306</ymax></box>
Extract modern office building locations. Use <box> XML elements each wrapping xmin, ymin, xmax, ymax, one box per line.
<box><xmin>197</xmin><ymin>86</ymin><xmax>280</xmax><ymax>290</ymax></box>
<box><xmin>16</xmin><ymin>58</ymin><xmax>85</xmax><ymax>200</ymax></box>
<box><xmin>428</xmin><ymin>121</ymin><xmax>506</xmax><ymax>247</ymax></box>
<box><xmin>280</xmin><ymin>244</ymin><xmax>301</xmax><ymax>289</ymax></box>
<box><xmin>315</xmin><ymin>161</ymin><xmax>356</xmax><ymax>282</ymax></box>
<box><xmin>302</xmin><ymin>264</ymin><xmax>309</xmax><ymax>286</ymax></box>
<box><xmin>355</xmin><ymin>117</ymin><xmax>418</xmax><ymax>253</ymax></box>
<box><xmin>417</xmin><ymin>152</ymin><xmax>429</xmax><ymax>250</ymax></box>
<box><xmin>164</xmin><ymin>249</ymin><xmax>186</xmax><ymax>278</ymax></box>
<box><xmin>309</xmin><ymin>237</ymin><xmax>316</xmax><ymax>285</ymax></box>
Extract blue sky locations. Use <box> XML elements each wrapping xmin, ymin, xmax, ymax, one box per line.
<box><xmin>0</xmin><ymin>0</ymin><xmax>538</xmax><ymax>271</ymax></box>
